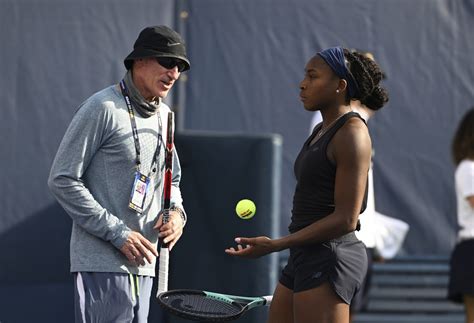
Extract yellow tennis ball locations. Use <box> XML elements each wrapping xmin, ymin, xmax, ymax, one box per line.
<box><xmin>235</xmin><ymin>199</ymin><xmax>256</xmax><ymax>219</ymax></box>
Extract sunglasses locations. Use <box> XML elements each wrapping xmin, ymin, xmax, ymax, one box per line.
<box><xmin>155</xmin><ymin>57</ymin><xmax>187</xmax><ymax>72</ymax></box>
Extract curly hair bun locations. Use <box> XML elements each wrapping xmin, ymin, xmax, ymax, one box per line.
<box><xmin>344</xmin><ymin>49</ymin><xmax>389</xmax><ymax>111</ymax></box>
<box><xmin>361</xmin><ymin>85</ymin><xmax>389</xmax><ymax>111</ymax></box>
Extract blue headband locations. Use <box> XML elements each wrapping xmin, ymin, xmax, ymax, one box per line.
<box><xmin>317</xmin><ymin>46</ymin><xmax>359</xmax><ymax>98</ymax></box>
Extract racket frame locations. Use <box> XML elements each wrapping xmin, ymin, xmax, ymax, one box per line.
<box><xmin>157</xmin><ymin>289</ymin><xmax>272</xmax><ymax>321</ymax></box>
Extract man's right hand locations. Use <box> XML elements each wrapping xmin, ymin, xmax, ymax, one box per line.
<box><xmin>120</xmin><ymin>231</ymin><xmax>158</xmax><ymax>266</ymax></box>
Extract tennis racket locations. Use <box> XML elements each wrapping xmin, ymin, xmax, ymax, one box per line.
<box><xmin>156</xmin><ymin>111</ymin><xmax>175</xmax><ymax>296</ymax></box>
<box><xmin>157</xmin><ymin>289</ymin><xmax>272</xmax><ymax>322</ymax></box>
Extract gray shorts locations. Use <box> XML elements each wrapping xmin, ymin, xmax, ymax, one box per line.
<box><xmin>279</xmin><ymin>232</ymin><xmax>368</xmax><ymax>304</ymax></box>
<box><xmin>74</xmin><ymin>272</ymin><xmax>153</xmax><ymax>323</ymax></box>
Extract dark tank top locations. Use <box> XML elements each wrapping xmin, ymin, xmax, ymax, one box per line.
<box><xmin>288</xmin><ymin>111</ymin><xmax>368</xmax><ymax>233</ymax></box>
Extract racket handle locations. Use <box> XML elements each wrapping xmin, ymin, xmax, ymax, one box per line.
<box><xmin>156</xmin><ymin>246</ymin><xmax>169</xmax><ymax>297</ymax></box>
<box><xmin>262</xmin><ymin>295</ymin><xmax>273</xmax><ymax>305</ymax></box>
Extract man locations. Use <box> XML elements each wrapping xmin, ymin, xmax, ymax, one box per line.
<box><xmin>48</xmin><ymin>25</ymin><xmax>190</xmax><ymax>323</ymax></box>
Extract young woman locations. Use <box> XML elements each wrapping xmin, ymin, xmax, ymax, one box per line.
<box><xmin>447</xmin><ymin>108</ymin><xmax>474</xmax><ymax>323</ymax></box>
<box><xmin>225</xmin><ymin>47</ymin><xmax>389</xmax><ymax>323</ymax></box>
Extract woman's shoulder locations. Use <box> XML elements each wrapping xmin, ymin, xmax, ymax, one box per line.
<box><xmin>331</xmin><ymin>114</ymin><xmax>371</xmax><ymax>160</ymax></box>
<box><xmin>336</xmin><ymin>114</ymin><xmax>369</xmax><ymax>142</ymax></box>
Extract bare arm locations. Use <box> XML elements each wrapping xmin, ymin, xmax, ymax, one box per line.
<box><xmin>226</xmin><ymin>118</ymin><xmax>372</xmax><ymax>257</ymax></box>
<box><xmin>276</xmin><ymin>118</ymin><xmax>371</xmax><ymax>248</ymax></box>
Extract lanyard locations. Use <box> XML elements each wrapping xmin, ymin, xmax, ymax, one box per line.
<box><xmin>120</xmin><ymin>80</ymin><xmax>163</xmax><ymax>175</ymax></box>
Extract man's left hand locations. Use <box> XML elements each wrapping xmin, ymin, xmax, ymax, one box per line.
<box><xmin>153</xmin><ymin>210</ymin><xmax>184</xmax><ymax>251</ymax></box>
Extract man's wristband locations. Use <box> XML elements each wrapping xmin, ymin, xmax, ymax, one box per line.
<box><xmin>170</xmin><ymin>206</ymin><xmax>186</xmax><ymax>226</ymax></box>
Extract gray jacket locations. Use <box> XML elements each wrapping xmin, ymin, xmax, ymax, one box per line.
<box><xmin>48</xmin><ymin>84</ymin><xmax>185</xmax><ymax>276</ymax></box>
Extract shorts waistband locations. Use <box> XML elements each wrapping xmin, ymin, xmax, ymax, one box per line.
<box><xmin>329</xmin><ymin>231</ymin><xmax>359</xmax><ymax>243</ymax></box>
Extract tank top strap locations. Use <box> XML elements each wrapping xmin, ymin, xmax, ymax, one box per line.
<box><xmin>321</xmin><ymin>111</ymin><xmax>366</xmax><ymax>145</ymax></box>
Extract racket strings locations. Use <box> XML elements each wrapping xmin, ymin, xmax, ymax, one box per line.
<box><xmin>161</xmin><ymin>293</ymin><xmax>242</xmax><ymax>319</ymax></box>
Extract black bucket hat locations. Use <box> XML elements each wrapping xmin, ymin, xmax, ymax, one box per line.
<box><xmin>124</xmin><ymin>26</ymin><xmax>190</xmax><ymax>71</ymax></box>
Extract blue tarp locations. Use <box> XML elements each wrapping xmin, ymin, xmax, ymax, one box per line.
<box><xmin>181</xmin><ymin>0</ymin><xmax>474</xmax><ymax>254</ymax></box>
<box><xmin>1</xmin><ymin>0</ymin><xmax>474</xmax><ymax>265</ymax></box>
<box><xmin>2</xmin><ymin>0</ymin><xmax>474</xmax><ymax>321</ymax></box>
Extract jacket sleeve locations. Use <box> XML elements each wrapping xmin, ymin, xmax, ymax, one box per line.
<box><xmin>48</xmin><ymin>99</ymin><xmax>131</xmax><ymax>249</ymax></box>
<box><xmin>170</xmin><ymin>147</ymin><xmax>187</xmax><ymax>225</ymax></box>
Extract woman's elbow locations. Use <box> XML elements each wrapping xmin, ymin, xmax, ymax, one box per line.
<box><xmin>340</xmin><ymin>216</ymin><xmax>359</xmax><ymax>234</ymax></box>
